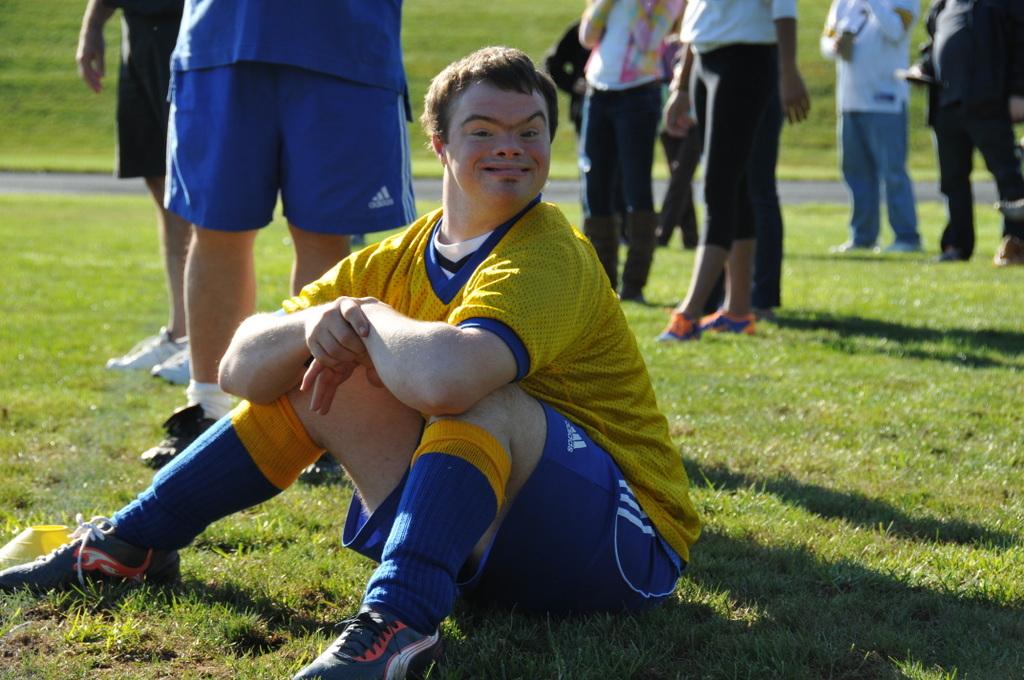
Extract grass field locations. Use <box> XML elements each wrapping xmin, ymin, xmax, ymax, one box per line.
<box><xmin>0</xmin><ymin>0</ymin><xmax>960</xmax><ymax>180</ymax></box>
<box><xmin>1</xmin><ymin>193</ymin><xmax>1022</xmax><ymax>679</ymax></box>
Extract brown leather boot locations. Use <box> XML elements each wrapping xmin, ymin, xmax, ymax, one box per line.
<box><xmin>620</xmin><ymin>210</ymin><xmax>658</xmax><ymax>302</ymax></box>
<box><xmin>583</xmin><ymin>215</ymin><xmax>619</xmax><ymax>290</ymax></box>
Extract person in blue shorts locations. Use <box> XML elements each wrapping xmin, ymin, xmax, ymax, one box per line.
<box><xmin>140</xmin><ymin>0</ymin><xmax>418</xmax><ymax>468</ymax></box>
<box><xmin>0</xmin><ymin>48</ymin><xmax>700</xmax><ymax>680</ymax></box>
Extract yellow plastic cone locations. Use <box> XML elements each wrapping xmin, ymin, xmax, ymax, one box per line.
<box><xmin>0</xmin><ymin>525</ymin><xmax>71</xmax><ymax>569</ymax></box>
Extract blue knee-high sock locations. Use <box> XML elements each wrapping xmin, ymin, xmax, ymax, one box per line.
<box><xmin>362</xmin><ymin>453</ymin><xmax>499</xmax><ymax>634</ymax></box>
<box><xmin>113</xmin><ymin>416</ymin><xmax>281</xmax><ymax>550</ymax></box>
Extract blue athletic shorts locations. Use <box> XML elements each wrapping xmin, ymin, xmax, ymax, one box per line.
<box><xmin>166</xmin><ymin>62</ymin><xmax>416</xmax><ymax>234</ymax></box>
<box><xmin>342</xmin><ymin>402</ymin><xmax>684</xmax><ymax>615</ymax></box>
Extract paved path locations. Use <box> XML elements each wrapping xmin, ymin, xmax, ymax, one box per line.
<box><xmin>0</xmin><ymin>170</ymin><xmax>998</xmax><ymax>205</ymax></box>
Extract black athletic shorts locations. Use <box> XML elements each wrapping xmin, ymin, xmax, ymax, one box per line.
<box><xmin>115</xmin><ymin>9</ymin><xmax>182</xmax><ymax>178</ymax></box>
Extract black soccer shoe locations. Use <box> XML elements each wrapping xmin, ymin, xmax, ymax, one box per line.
<box><xmin>293</xmin><ymin>608</ymin><xmax>443</xmax><ymax>680</ymax></box>
<box><xmin>140</xmin><ymin>404</ymin><xmax>216</xmax><ymax>469</ymax></box>
<box><xmin>0</xmin><ymin>515</ymin><xmax>179</xmax><ymax>592</ymax></box>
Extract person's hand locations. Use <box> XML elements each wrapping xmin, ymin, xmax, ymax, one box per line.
<box><xmin>76</xmin><ymin>26</ymin><xmax>105</xmax><ymax>93</ymax></box>
<box><xmin>779</xmin><ymin>65</ymin><xmax>810</xmax><ymax>124</ymax></box>
<box><xmin>663</xmin><ymin>88</ymin><xmax>696</xmax><ymax>138</ymax></box>
<box><xmin>835</xmin><ymin>32</ymin><xmax>855</xmax><ymax>61</ymax></box>
<box><xmin>1009</xmin><ymin>95</ymin><xmax>1024</xmax><ymax>123</ymax></box>
<box><xmin>897</xmin><ymin>63</ymin><xmax>933</xmax><ymax>86</ymax></box>
<box><xmin>301</xmin><ymin>358</ymin><xmax>381</xmax><ymax>415</ymax></box>
<box><xmin>301</xmin><ymin>297</ymin><xmax>384</xmax><ymax>414</ymax></box>
<box><xmin>572</xmin><ymin>77</ymin><xmax>587</xmax><ymax>96</ymax></box>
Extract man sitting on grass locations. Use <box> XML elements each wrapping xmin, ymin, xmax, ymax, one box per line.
<box><xmin>0</xmin><ymin>47</ymin><xmax>700</xmax><ymax>680</ymax></box>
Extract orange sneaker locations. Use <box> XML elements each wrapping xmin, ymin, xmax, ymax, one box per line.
<box><xmin>657</xmin><ymin>312</ymin><xmax>701</xmax><ymax>341</ymax></box>
<box><xmin>993</xmin><ymin>235</ymin><xmax>1024</xmax><ymax>267</ymax></box>
<box><xmin>699</xmin><ymin>310</ymin><xmax>756</xmax><ymax>335</ymax></box>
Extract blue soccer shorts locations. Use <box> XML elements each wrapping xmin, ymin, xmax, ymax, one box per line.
<box><xmin>342</xmin><ymin>402</ymin><xmax>684</xmax><ymax>614</ymax></box>
<box><xmin>166</xmin><ymin>62</ymin><xmax>416</xmax><ymax>234</ymax></box>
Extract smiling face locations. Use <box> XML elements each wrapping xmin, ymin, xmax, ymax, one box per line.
<box><xmin>432</xmin><ymin>82</ymin><xmax>551</xmax><ymax>235</ymax></box>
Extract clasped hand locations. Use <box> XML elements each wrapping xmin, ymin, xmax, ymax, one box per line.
<box><xmin>662</xmin><ymin>89</ymin><xmax>696</xmax><ymax>138</ymax></box>
<box><xmin>301</xmin><ymin>297</ymin><xmax>385</xmax><ymax>415</ymax></box>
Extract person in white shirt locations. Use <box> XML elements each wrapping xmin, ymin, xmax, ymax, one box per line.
<box><xmin>657</xmin><ymin>0</ymin><xmax>809</xmax><ymax>341</ymax></box>
<box><xmin>823</xmin><ymin>0</ymin><xmax>921</xmax><ymax>254</ymax></box>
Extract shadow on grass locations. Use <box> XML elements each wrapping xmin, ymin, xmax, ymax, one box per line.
<box><xmin>775</xmin><ymin>310</ymin><xmax>1024</xmax><ymax>368</ymax></box>
<box><xmin>688</xmin><ymin>461</ymin><xmax>1018</xmax><ymax>548</ymax></box>
<box><xmin>447</xmin><ymin>596</ymin><xmax>725</xmax><ymax>680</ymax></box>
<box><xmin>189</xmin><ymin>579</ymin><xmax>340</xmax><ymax>641</ymax></box>
<box><xmin>42</xmin><ymin>577</ymin><xmax>327</xmax><ymax>656</ymax></box>
<box><xmin>676</xmin><ymin>529</ymin><xmax>1024</xmax><ymax>679</ymax></box>
<box><xmin>442</xmin><ymin>527</ymin><xmax>1022</xmax><ymax>679</ymax></box>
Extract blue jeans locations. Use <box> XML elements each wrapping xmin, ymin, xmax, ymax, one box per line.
<box><xmin>840</xmin><ymin>109</ymin><xmax>919</xmax><ymax>246</ymax></box>
<box><xmin>580</xmin><ymin>83</ymin><xmax>661</xmax><ymax>216</ymax></box>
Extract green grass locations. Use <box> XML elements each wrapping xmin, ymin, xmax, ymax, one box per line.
<box><xmin>0</xmin><ymin>0</ymin><xmax>995</xmax><ymax>180</ymax></box>
<box><xmin>1</xmin><ymin>193</ymin><xmax>1023</xmax><ymax>679</ymax></box>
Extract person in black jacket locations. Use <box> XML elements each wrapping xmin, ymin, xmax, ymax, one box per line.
<box><xmin>911</xmin><ymin>0</ymin><xmax>1024</xmax><ymax>265</ymax></box>
<box><xmin>544</xmin><ymin>21</ymin><xmax>590</xmax><ymax>136</ymax></box>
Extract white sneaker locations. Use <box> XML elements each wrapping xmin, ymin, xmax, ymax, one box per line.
<box><xmin>106</xmin><ymin>328</ymin><xmax>186</xmax><ymax>371</ymax></box>
<box><xmin>829</xmin><ymin>241</ymin><xmax>879</xmax><ymax>254</ymax></box>
<box><xmin>151</xmin><ymin>348</ymin><xmax>190</xmax><ymax>385</ymax></box>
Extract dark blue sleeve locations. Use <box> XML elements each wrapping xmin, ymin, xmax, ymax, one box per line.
<box><xmin>457</xmin><ymin>318</ymin><xmax>530</xmax><ymax>382</ymax></box>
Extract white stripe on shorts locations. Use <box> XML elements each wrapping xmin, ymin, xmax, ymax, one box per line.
<box><xmin>617</xmin><ymin>507</ymin><xmax>656</xmax><ymax>536</ymax></box>
<box><xmin>618</xmin><ymin>492</ymin><xmax>643</xmax><ymax>515</ymax></box>
<box><xmin>397</xmin><ymin>94</ymin><xmax>417</xmax><ymax>223</ymax></box>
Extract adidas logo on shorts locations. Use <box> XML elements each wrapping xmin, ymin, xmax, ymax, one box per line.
<box><xmin>368</xmin><ymin>186</ymin><xmax>395</xmax><ymax>209</ymax></box>
<box><xmin>565</xmin><ymin>422</ymin><xmax>588</xmax><ymax>453</ymax></box>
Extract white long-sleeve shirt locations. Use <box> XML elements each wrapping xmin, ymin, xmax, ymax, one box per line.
<box><xmin>821</xmin><ymin>0</ymin><xmax>917</xmax><ymax>113</ymax></box>
<box><xmin>681</xmin><ymin>0</ymin><xmax>798</xmax><ymax>54</ymax></box>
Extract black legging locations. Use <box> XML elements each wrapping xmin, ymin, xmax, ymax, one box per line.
<box><xmin>692</xmin><ymin>43</ymin><xmax>777</xmax><ymax>250</ymax></box>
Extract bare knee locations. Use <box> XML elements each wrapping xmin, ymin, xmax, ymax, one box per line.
<box><xmin>290</xmin><ymin>225</ymin><xmax>351</xmax><ymax>261</ymax></box>
<box><xmin>190</xmin><ymin>227</ymin><xmax>258</xmax><ymax>267</ymax></box>
<box><xmin>426</xmin><ymin>384</ymin><xmax>546</xmax><ymax>468</ymax></box>
<box><xmin>430</xmin><ymin>386</ymin><xmax>548</xmax><ymax>562</ymax></box>
<box><xmin>287</xmin><ymin>371</ymin><xmax>426</xmax><ymax>511</ymax></box>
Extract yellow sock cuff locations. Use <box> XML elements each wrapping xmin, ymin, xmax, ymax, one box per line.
<box><xmin>231</xmin><ymin>397</ymin><xmax>325</xmax><ymax>490</ymax></box>
<box><xmin>413</xmin><ymin>420</ymin><xmax>512</xmax><ymax>508</ymax></box>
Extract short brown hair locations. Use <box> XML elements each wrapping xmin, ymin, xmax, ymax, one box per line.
<box><xmin>422</xmin><ymin>46</ymin><xmax>559</xmax><ymax>143</ymax></box>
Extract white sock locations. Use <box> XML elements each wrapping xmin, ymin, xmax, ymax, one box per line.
<box><xmin>185</xmin><ymin>380</ymin><xmax>234</xmax><ymax>420</ymax></box>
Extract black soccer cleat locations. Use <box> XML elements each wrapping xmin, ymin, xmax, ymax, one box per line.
<box><xmin>0</xmin><ymin>515</ymin><xmax>179</xmax><ymax>592</ymax></box>
<box><xmin>293</xmin><ymin>608</ymin><xmax>443</xmax><ymax>680</ymax></box>
<box><xmin>140</xmin><ymin>404</ymin><xmax>216</xmax><ymax>469</ymax></box>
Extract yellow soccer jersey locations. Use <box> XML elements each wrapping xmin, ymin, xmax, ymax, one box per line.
<box><xmin>283</xmin><ymin>199</ymin><xmax>701</xmax><ymax>561</ymax></box>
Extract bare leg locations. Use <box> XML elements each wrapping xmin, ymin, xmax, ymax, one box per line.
<box><xmin>289</xmin><ymin>369</ymin><xmax>424</xmax><ymax>510</ymax></box>
<box><xmin>290</xmin><ymin>374</ymin><xmax>546</xmax><ymax>561</ymax></box>
<box><xmin>289</xmin><ymin>223</ymin><xmax>351</xmax><ymax>295</ymax></box>
<box><xmin>185</xmin><ymin>227</ymin><xmax>258</xmax><ymax>384</ymax></box>
<box><xmin>143</xmin><ymin>176</ymin><xmax>191</xmax><ymax>340</ymax></box>
<box><xmin>677</xmin><ymin>243</ymin><xmax>730</xmax><ymax>318</ymax></box>
<box><xmin>722</xmin><ymin>237</ymin><xmax>755</xmax><ymax>317</ymax></box>
<box><xmin>439</xmin><ymin>384</ymin><xmax>545</xmax><ymax>562</ymax></box>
